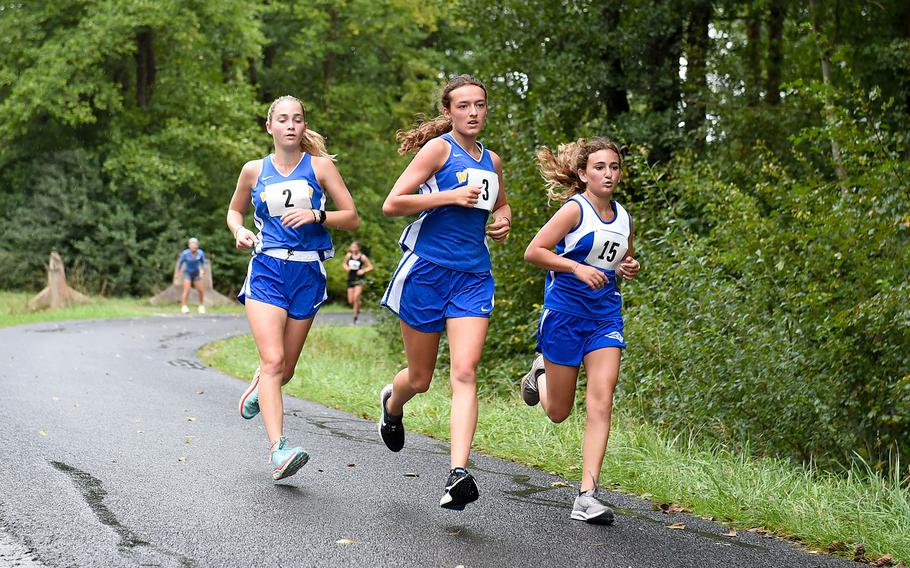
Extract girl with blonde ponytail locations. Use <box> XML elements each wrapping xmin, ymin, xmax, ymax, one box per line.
<box><xmin>521</xmin><ymin>137</ymin><xmax>640</xmax><ymax>525</ymax></box>
<box><xmin>378</xmin><ymin>75</ymin><xmax>512</xmax><ymax>511</ymax></box>
<box><xmin>226</xmin><ymin>95</ymin><xmax>359</xmax><ymax>482</ymax></box>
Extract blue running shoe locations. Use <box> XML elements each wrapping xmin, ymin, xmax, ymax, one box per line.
<box><xmin>239</xmin><ymin>367</ymin><xmax>260</xmax><ymax>420</ymax></box>
<box><xmin>270</xmin><ymin>437</ymin><xmax>309</xmax><ymax>481</ymax></box>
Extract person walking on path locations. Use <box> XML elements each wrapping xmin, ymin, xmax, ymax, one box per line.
<box><xmin>227</xmin><ymin>95</ymin><xmax>360</xmax><ymax>481</ymax></box>
<box><xmin>521</xmin><ymin>137</ymin><xmax>640</xmax><ymax>524</ymax></box>
<box><xmin>378</xmin><ymin>75</ymin><xmax>511</xmax><ymax>510</ymax></box>
<box><xmin>178</xmin><ymin>238</ymin><xmax>206</xmax><ymax>314</ymax></box>
<box><xmin>343</xmin><ymin>241</ymin><xmax>373</xmax><ymax>323</ymax></box>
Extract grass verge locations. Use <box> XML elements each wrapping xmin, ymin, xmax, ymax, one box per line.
<box><xmin>199</xmin><ymin>325</ymin><xmax>909</xmax><ymax>565</ymax></box>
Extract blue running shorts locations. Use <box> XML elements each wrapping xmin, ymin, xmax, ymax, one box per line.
<box><xmin>536</xmin><ymin>308</ymin><xmax>625</xmax><ymax>367</ymax></box>
<box><xmin>238</xmin><ymin>253</ymin><xmax>327</xmax><ymax>320</ymax></box>
<box><xmin>380</xmin><ymin>251</ymin><xmax>494</xmax><ymax>333</ymax></box>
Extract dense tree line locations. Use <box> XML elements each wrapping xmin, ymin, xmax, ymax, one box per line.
<box><xmin>1</xmin><ymin>1</ymin><xmax>907</xmax><ymax>472</ymax></box>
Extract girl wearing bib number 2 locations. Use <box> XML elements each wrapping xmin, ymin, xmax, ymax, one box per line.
<box><xmin>226</xmin><ymin>95</ymin><xmax>359</xmax><ymax>481</ymax></box>
<box><xmin>378</xmin><ymin>75</ymin><xmax>511</xmax><ymax>510</ymax></box>
<box><xmin>521</xmin><ymin>138</ymin><xmax>640</xmax><ymax>524</ymax></box>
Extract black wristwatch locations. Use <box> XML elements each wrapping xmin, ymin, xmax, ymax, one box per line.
<box><xmin>317</xmin><ymin>209</ymin><xmax>327</xmax><ymax>224</ymax></box>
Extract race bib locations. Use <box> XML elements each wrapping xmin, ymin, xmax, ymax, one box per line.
<box><xmin>262</xmin><ymin>180</ymin><xmax>312</xmax><ymax>217</ymax></box>
<box><xmin>349</xmin><ymin>259</ymin><xmax>362</xmax><ymax>270</ymax></box>
<box><xmin>465</xmin><ymin>168</ymin><xmax>499</xmax><ymax>212</ymax></box>
<box><xmin>584</xmin><ymin>229</ymin><xmax>628</xmax><ymax>270</ymax></box>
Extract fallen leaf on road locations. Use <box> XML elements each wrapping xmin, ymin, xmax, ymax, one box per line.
<box><xmin>551</xmin><ymin>481</ymin><xmax>572</xmax><ymax>488</ymax></box>
<box><xmin>196</xmin><ymin>390</ymin><xmax>205</xmax><ymax>395</ymax></box>
<box><xmin>335</xmin><ymin>539</ymin><xmax>355</xmax><ymax>545</ymax></box>
<box><xmin>723</xmin><ymin>529</ymin><xmax>737</xmax><ymax>538</ymax></box>
<box><xmin>872</xmin><ymin>554</ymin><xmax>893</xmax><ymax>567</ymax></box>
<box><xmin>747</xmin><ymin>526</ymin><xmax>768</xmax><ymax>535</ymax></box>
<box><xmin>178</xmin><ymin>456</ymin><xmax>187</xmax><ymax>462</ymax></box>
<box><xmin>38</xmin><ymin>429</ymin><xmax>48</xmax><ymax>436</ymax></box>
<box><xmin>666</xmin><ymin>523</ymin><xmax>686</xmax><ymax>530</ymax></box>
<box><xmin>186</xmin><ymin>417</ymin><xmax>196</xmax><ymax>422</ymax></box>
<box><xmin>658</xmin><ymin>503</ymin><xmax>691</xmax><ymax>514</ymax></box>
<box><xmin>447</xmin><ymin>530</ymin><xmax>462</xmax><ymax>536</ymax></box>
<box><xmin>346</xmin><ymin>463</ymin><xmax>355</xmax><ymax>468</ymax></box>
<box><xmin>137</xmin><ymin>430</ymin><xmax>143</xmax><ymax>434</ymax></box>
<box><xmin>404</xmin><ymin>472</ymin><xmax>419</xmax><ymax>477</ymax></box>
<box><xmin>184</xmin><ymin>436</ymin><xmax>193</xmax><ymax>444</ymax></box>
<box><xmin>52</xmin><ymin>396</ymin><xmax>59</xmax><ymax>401</ymax></box>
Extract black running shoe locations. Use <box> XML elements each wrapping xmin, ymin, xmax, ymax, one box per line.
<box><xmin>439</xmin><ymin>467</ymin><xmax>479</xmax><ymax>510</ymax></box>
<box><xmin>378</xmin><ymin>384</ymin><xmax>405</xmax><ymax>452</ymax></box>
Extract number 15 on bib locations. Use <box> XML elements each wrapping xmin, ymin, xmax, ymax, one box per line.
<box><xmin>584</xmin><ymin>229</ymin><xmax>628</xmax><ymax>271</ymax></box>
<box><xmin>465</xmin><ymin>168</ymin><xmax>499</xmax><ymax>212</ymax></box>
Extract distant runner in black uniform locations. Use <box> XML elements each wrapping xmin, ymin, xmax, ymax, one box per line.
<box><xmin>343</xmin><ymin>241</ymin><xmax>373</xmax><ymax>323</ymax></box>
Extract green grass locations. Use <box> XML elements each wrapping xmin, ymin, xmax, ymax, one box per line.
<box><xmin>0</xmin><ymin>290</ymin><xmax>354</xmax><ymax>328</ymax></box>
<box><xmin>201</xmin><ymin>325</ymin><xmax>910</xmax><ymax>564</ymax></box>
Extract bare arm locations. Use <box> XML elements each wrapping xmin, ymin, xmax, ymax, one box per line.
<box><xmin>227</xmin><ymin>160</ymin><xmax>261</xmax><ymax>250</ymax></box>
<box><xmin>382</xmin><ymin>138</ymin><xmax>482</xmax><ymax>217</ymax></box>
<box><xmin>358</xmin><ymin>255</ymin><xmax>374</xmax><ymax>275</ymax></box>
<box><xmin>485</xmin><ymin>150</ymin><xmax>511</xmax><ymax>241</ymax></box>
<box><xmin>343</xmin><ymin>252</ymin><xmax>352</xmax><ymax>271</ymax></box>
<box><xmin>311</xmin><ymin>157</ymin><xmax>359</xmax><ymax>231</ymax></box>
<box><xmin>616</xmin><ymin>223</ymin><xmax>640</xmax><ymax>280</ymax></box>
<box><xmin>524</xmin><ymin>201</ymin><xmax>609</xmax><ymax>290</ymax></box>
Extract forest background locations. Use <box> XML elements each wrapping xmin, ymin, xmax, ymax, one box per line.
<box><xmin>1</xmin><ymin>0</ymin><xmax>908</xmax><ymax>476</ymax></box>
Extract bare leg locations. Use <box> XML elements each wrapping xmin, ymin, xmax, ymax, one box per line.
<box><xmin>386</xmin><ymin>321</ymin><xmax>440</xmax><ymax>415</ymax></box>
<box><xmin>281</xmin><ymin>316</ymin><xmax>315</xmax><ymax>386</ymax></box>
<box><xmin>180</xmin><ymin>279</ymin><xmax>191</xmax><ymax>306</ymax></box>
<box><xmin>538</xmin><ymin>358</ymin><xmax>580</xmax><ymax>424</ymax></box>
<box><xmin>445</xmin><ymin>317</ymin><xmax>488</xmax><ymax>468</ymax></box>
<box><xmin>352</xmin><ymin>285</ymin><xmax>362</xmax><ymax>320</ymax></box>
<box><xmin>245</xmin><ymin>299</ymin><xmax>290</xmax><ymax>447</ymax></box>
<box><xmin>346</xmin><ymin>287</ymin><xmax>354</xmax><ymax>306</ymax></box>
<box><xmin>194</xmin><ymin>279</ymin><xmax>205</xmax><ymax>305</ymax></box>
<box><xmin>579</xmin><ymin>348</ymin><xmax>621</xmax><ymax>492</ymax></box>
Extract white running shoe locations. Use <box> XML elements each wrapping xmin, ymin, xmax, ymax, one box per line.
<box><xmin>197</xmin><ymin>305</ymin><xmax>206</xmax><ymax>314</ymax></box>
<box><xmin>571</xmin><ymin>490</ymin><xmax>615</xmax><ymax>525</ymax></box>
<box><xmin>181</xmin><ymin>305</ymin><xmax>190</xmax><ymax>314</ymax></box>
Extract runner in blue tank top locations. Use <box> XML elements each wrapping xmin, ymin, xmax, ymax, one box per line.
<box><xmin>377</xmin><ymin>75</ymin><xmax>512</xmax><ymax>510</ymax></box>
<box><xmin>226</xmin><ymin>95</ymin><xmax>360</xmax><ymax>482</ymax></box>
<box><xmin>521</xmin><ymin>138</ymin><xmax>640</xmax><ymax>525</ymax></box>
<box><xmin>177</xmin><ymin>237</ymin><xmax>206</xmax><ymax>314</ymax></box>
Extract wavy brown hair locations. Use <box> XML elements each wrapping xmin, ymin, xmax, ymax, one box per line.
<box><xmin>537</xmin><ymin>137</ymin><xmax>623</xmax><ymax>202</ymax></box>
<box><xmin>267</xmin><ymin>95</ymin><xmax>336</xmax><ymax>161</ymax></box>
<box><xmin>396</xmin><ymin>75</ymin><xmax>487</xmax><ymax>155</ymax></box>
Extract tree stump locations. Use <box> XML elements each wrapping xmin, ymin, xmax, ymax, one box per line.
<box><xmin>149</xmin><ymin>253</ymin><xmax>233</xmax><ymax>307</ymax></box>
<box><xmin>28</xmin><ymin>250</ymin><xmax>90</xmax><ymax>311</ymax></box>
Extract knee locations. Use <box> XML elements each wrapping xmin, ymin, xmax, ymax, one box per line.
<box><xmin>450</xmin><ymin>366</ymin><xmax>477</xmax><ymax>388</ymax></box>
<box><xmin>546</xmin><ymin>404</ymin><xmax>572</xmax><ymax>423</ymax></box>
<box><xmin>406</xmin><ymin>369</ymin><xmax>433</xmax><ymax>393</ymax></box>
<box><xmin>585</xmin><ymin>398</ymin><xmax>613</xmax><ymax>423</ymax></box>
<box><xmin>259</xmin><ymin>354</ymin><xmax>284</xmax><ymax>379</ymax></box>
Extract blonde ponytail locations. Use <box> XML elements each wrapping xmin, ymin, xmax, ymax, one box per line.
<box><xmin>300</xmin><ymin>129</ymin><xmax>336</xmax><ymax>161</ymax></box>
<box><xmin>537</xmin><ymin>137</ymin><xmax>623</xmax><ymax>203</ymax></box>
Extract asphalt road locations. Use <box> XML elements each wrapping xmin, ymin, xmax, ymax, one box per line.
<box><xmin>0</xmin><ymin>315</ymin><xmax>854</xmax><ymax>567</ymax></box>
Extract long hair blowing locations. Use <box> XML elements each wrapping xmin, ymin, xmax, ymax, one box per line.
<box><xmin>537</xmin><ymin>137</ymin><xmax>623</xmax><ymax>202</ymax></box>
<box><xmin>396</xmin><ymin>74</ymin><xmax>487</xmax><ymax>155</ymax></box>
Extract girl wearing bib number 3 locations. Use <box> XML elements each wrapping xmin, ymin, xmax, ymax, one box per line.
<box><xmin>378</xmin><ymin>75</ymin><xmax>511</xmax><ymax>510</ymax></box>
<box><xmin>522</xmin><ymin>138</ymin><xmax>640</xmax><ymax>524</ymax></box>
<box><xmin>227</xmin><ymin>95</ymin><xmax>359</xmax><ymax>481</ymax></box>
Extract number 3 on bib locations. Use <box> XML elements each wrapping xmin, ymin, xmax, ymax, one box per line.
<box><xmin>465</xmin><ymin>168</ymin><xmax>499</xmax><ymax>212</ymax></box>
<box><xmin>584</xmin><ymin>229</ymin><xmax>628</xmax><ymax>271</ymax></box>
<box><xmin>262</xmin><ymin>180</ymin><xmax>313</xmax><ymax>217</ymax></box>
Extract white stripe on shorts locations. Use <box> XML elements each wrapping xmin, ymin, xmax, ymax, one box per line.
<box><xmin>382</xmin><ymin>251</ymin><xmax>418</xmax><ymax>312</ymax></box>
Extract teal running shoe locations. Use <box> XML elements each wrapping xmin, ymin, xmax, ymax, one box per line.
<box><xmin>239</xmin><ymin>367</ymin><xmax>260</xmax><ymax>420</ymax></box>
<box><xmin>270</xmin><ymin>437</ymin><xmax>309</xmax><ymax>481</ymax></box>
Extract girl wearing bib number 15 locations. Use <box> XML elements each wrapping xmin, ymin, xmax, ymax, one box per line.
<box><xmin>522</xmin><ymin>138</ymin><xmax>640</xmax><ymax>524</ymax></box>
<box><xmin>227</xmin><ymin>95</ymin><xmax>360</xmax><ymax>481</ymax></box>
<box><xmin>378</xmin><ymin>75</ymin><xmax>511</xmax><ymax>510</ymax></box>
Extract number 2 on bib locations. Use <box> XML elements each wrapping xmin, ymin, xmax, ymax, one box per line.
<box><xmin>465</xmin><ymin>168</ymin><xmax>499</xmax><ymax>212</ymax></box>
<box><xmin>262</xmin><ymin>180</ymin><xmax>313</xmax><ymax>217</ymax></box>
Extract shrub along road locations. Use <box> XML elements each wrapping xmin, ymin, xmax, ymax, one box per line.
<box><xmin>0</xmin><ymin>315</ymin><xmax>853</xmax><ymax>567</ymax></box>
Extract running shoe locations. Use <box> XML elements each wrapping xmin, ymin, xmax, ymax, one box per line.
<box><xmin>197</xmin><ymin>305</ymin><xmax>206</xmax><ymax>314</ymax></box>
<box><xmin>181</xmin><ymin>305</ymin><xmax>190</xmax><ymax>314</ymax></box>
<box><xmin>439</xmin><ymin>467</ymin><xmax>479</xmax><ymax>510</ymax></box>
<box><xmin>570</xmin><ymin>489</ymin><xmax>615</xmax><ymax>525</ymax></box>
<box><xmin>239</xmin><ymin>367</ymin><xmax>261</xmax><ymax>420</ymax></box>
<box><xmin>378</xmin><ymin>384</ymin><xmax>405</xmax><ymax>452</ymax></box>
<box><xmin>521</xmin><ymin>354</ymin><xmax>545</xmax><ymax>406</ymax></box>
<box><xmin>270</xmin><ymin>437</ymin><xmax>309</xmax><ymax>481</ymax></box>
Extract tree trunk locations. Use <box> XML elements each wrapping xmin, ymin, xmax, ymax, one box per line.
<box><xmin>765</xmin><ymin>0</ymin><xmax>785</xmax><ymax>105</ymax></box>
<box><xmin>136</xmin><ymin>30</ymin><xmax>155</xmax><ymax>108</ymax></box>
<box><xmin>684</xmin><ymin>1</ymin><xmax>711</xmax><ymax>145</ymax></box>
<box><xmin>745</xmin><ymin>5</ymin><xmax>762</xmax><ymax>107</ymax></box>
<box><xmin>600</xmin><ymin>4</ymin><xmax>629</xmax><ymax>118</ymax></box>
<box><xmin>809</xmin><ymin>0</ymin><xmax>848</xmax><ymax>196</ymax></box>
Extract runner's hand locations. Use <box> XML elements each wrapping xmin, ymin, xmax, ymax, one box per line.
<box><xmin>451</xmin><ymin>186</ymin><xmax>481</xmax><ymax>208</ymax></box>
<box><xmin>616</xmin><ymin>256</ymin><xmax>640</xmax><ymax>280</ymax></box>
<box><xmin>486</xmin><ymin>216</ymin><xmax>511</xmax><ymax>241</ymax></box>
<box><xmin>281</xmin><ymin>208</ymin><xmax>317</xmax><ymax>229</ymax></box>
<box><xmin>235</xmin><ymin>227</ymin><xmax>258</xmax><ymax>251</ymax></box>
<box><xmin>572</xmin><ymin>263</ymin><xmax>609</xmax><ymax>290</ymax></box>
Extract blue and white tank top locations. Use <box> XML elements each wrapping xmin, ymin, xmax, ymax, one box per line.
<box><xmin>251</xmin><ymin>154</ymin><xmax>333</xmax><ymax>254</ymax></box>
<box><xmin>543</xmin><ymin>195</ymin><xmax>631</xmax><ymax>320</ymax></box>
<box><xmin>398</xmin><ymin>132</ymin><xmax>499</xmax><ymax>273</ymax></box>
